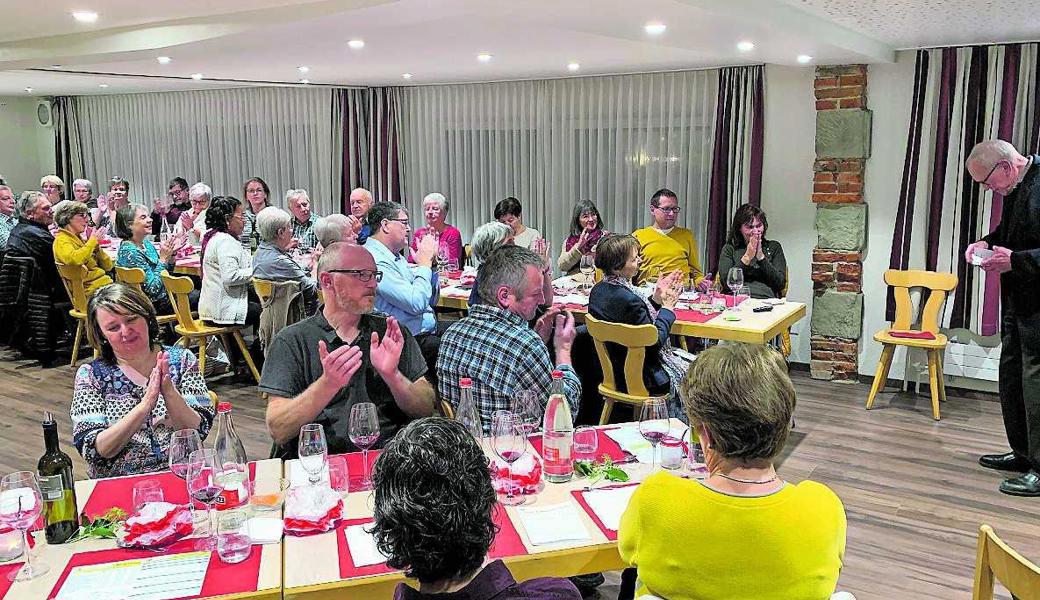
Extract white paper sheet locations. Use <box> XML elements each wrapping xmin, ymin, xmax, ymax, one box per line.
<box><xmin>55</xmin><ymin>551</ymin><xmax>209</xmax><ymax>600</ymax></box>
<box><xmin>288</xmin><ymin>459</ymin><xmax>330</xmax><ymax>488</ymax></box>
<box><xmin>516</xmin><ymin>503</ymin><xmax>591</xmax><ymax>546</ymax></box>
<box><xmin>247</xmin><ymin>517</ymin><xmax>284</xmax><ymax>544</ymax></box>
<box><xmin>344</xmin><ymin>524</ymin><xmax>389</xmax><ymax>567</ymax></box>
<box><xmin>603</xmin><ymin>427</ymin><xmax>656</xmax><ymax>464</ymax></box>
<box><xmin>580</xmin><ymin>485</ymin><xmax>639</xmax><ymax>532</ymax></box>
<box><xmin>440</xmin><ymin>285</ymin><xmax>471</xmax><ymax>299</ymax></box>
<box><xmin>555</xmin><ymin>293</ymin><xmax>589</xmax><ymax>306</ymax></box>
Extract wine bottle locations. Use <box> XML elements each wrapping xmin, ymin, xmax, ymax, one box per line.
<box><xmin>38</xmin><ymin>412</ymin><xmax>79</xmax><ymax>544</ymax></box>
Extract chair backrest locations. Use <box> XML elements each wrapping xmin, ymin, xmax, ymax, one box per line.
<box><xmin>160</xmin><ymin>272</ymin><xmax>202</xmax><ymax>332</ymax></box>
<box><xmin>584</xmin><ymin>314</ymin><xmax>661</xmax><ymax>397</ymax></box>
<box><xmin>973</xmin><ymin>524</ymin><xmax>1040</xmax><ymax>600</ymax></box>
<box><xmin>114</xmin><ymin>266</ymin><xmax>147</xmax><ymax>292</ymax></box>
<box><xmin>884</xmin><ymin>269</ymin><xmax>958</xmax><ymax>333</ymax></box>
<box><xmin>439</xmin><ymin>399</ymin><xmax>456</xmax><ymax>419</ymax></box>
<box><xmin>253</xmin><ymin>278</ymin><xmax>274</xmax><ymax>304</ymax></box>
<box><xmin>55</xmin><ymin>261</ymin><xmax>90</xmax><ymax>313</ymax></box>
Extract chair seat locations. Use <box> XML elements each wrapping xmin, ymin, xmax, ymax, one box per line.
<box><xmin>69</xmin><ymin>309</ymin><xmax>87</xmax><ymax>320</ymax></box>
<box><xmin>174</xmin><ymin>323</ymin><xmax>246</xmax><ymax>337</ymax></box>
<box><xmin>598</xmin><ymin>384</ymin><xmax>668</xmax><ymax>405</ymax></box>
<box><xmin>874</xmin><ymin>329</ymin><xmax>947</xmax><ymax>349</ymax></box>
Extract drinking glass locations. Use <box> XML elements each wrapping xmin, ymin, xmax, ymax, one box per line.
<box><xmin>349</xmin><ymin>403</ymin><xmax>380</xmax><ymax>490</ymax></box>
<box><xmin>491</xmin><ymin>411</ymin><xmax>526</xmax><ymax>506</ymax></box>
<box><xmin>726</xmin><ymin>267</ymin><xmax>744</xmax><ymax>305</ymax></box>
<box><xmin>511</xmin><ymin>390</ymin><xmax>542</xmax><ymax>437</ymax></box>
<box><xmin>573</xmin><ymin>426</ymin><xmax>598</xmax><ymax>461</ymax></box>
<box><xmin>169</xmin><ymin>428</ymin><xmax>205</xmax><ymax>528</ymax></box>
<box><xmin>436</xmin><ymin>248</ymin><xmax>449</xmax><ymax>275</ymax></box>
<box><xmin>579</xmin><ymin>254</ymin><xmax>596</xmax><ymax>292</ymax></box>
<box><xmin>638</xmin><ymin>399</ymin><xmax>670</xmax><ymax>473</ymax></box>
<box><xmin>216</xmin><ymin>511</ymin><xmax>251</xmax><ymax>564</ymax></box>
<box><xmin>0</xmin><ymin>471</ymin><xmax>48</xmax><ymax>581</ymax></box>
<box><xmin>132</xmin><ymin>480</ymin><xmax>164</xmax><ymax>512</ymax></box>
<box><xmin>298</xmin><ymin>423</ymin><xmax>328</xmax><ymax>486</ymax></box>
<box><xmin>187</xmin><ymin>449</ymin><xmax>223</xmax><ymax>551</ymax></box>
<box><xmin>446</xmin><ymin>259</ymin><xmax>459</xmax><ymax>273</ymax></box>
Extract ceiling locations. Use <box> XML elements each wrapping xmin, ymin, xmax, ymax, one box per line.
<box><xmin>0</xmin><ymin>0</ymin><xmax>1037</xmax><ymax>96</ymax></box>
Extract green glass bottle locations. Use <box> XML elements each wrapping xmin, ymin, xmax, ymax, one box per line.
<box><xmin>38</xmin><ymin>412</ymin><xmax>80</xmax><ymax>544</ymax></box>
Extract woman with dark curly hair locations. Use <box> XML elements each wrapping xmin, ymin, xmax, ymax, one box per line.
<box><xmin>371</xmin><ymin>417</ymin><xmax>581</xmax><ymax>600</ymax></box>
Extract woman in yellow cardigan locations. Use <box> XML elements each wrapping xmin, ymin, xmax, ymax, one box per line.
<box><xmin>52</xmin><ymin>200</ymin><xmax>114</xmax><ymax>296</ymax></box>
<box><xmin>619</xmin><ymin>343</ymin><xmax>846</xmax><ymax>600</ymax></box>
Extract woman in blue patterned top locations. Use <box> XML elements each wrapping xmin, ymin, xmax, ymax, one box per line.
<box><xmin>71</xmin><ymin>284</ymin><xmax>214</xmax><ymax>479</ymax></box>
<box><xmin>115</xmin><ymin>203</ymin><xmax>194</xmax><ymax>313</ymax></box>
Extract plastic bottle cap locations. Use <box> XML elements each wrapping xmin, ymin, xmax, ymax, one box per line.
<box><xmin>552</xmin><ymin>370</ymin><xmax>563</xmax><ymax>378</ymax></box>
<box><xmin>459</xmin><ymin>378</ymin><xmax>473</xmax><ymax>387</ymax></box>
<box><xmin>217</xmin><ymin>401</ymin><xmax>232</xmax><ymax>412</ymax></box>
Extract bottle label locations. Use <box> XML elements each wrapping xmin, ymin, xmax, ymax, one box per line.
<box><xmin>38</xmin><ymin>474</ymin><xmax>64</xmax><ymax>501</ymax></box>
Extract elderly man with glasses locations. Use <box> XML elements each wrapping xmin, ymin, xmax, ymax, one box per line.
<box><xmin>632</xmin><ymin>187</ymin><xmax>707</xmax><ymax>287</ymax></box>
<box><xmin>965</xmin><ymin>139</ymin><xmax>1040</xmax><ymax>497</ymax></box>
<box><xmin>260</xmin><ymin>242</ymin><xmax>435</xmax><ymax>458</ymax></box>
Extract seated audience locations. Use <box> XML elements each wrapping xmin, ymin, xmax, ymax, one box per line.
<box><xmin>176</xmin><ymin>182</ymin><xmax>211</xmax><ymax>245</ymax></box>
<box><xmin>410</xmin><ymin>192</ymin><xmax>463</xmax><ymax>267</ymax></box>
<box><xmin>437</xmin><ymin>245</ymin><xmax>580</xmax><ymax>433</ymax></box>
<box><xmin>371</xmin><ymin>417</ymin><xmax>582</xmax><ymax>600</ymax></box>
<box><xmin>589</xmin><ymin>234</ymin><xmax>689</xmax><ymax>421</ymax></box>
<box><xmin>151</xmin><ymin>177</ymin><xmax>190</xmax><ymax>237</ymax></box>
<box><xmin>313</xmin><ymin>213</ymin><xmax>357</xmax><ymax>250</ymax></box>
<box><xmin>261</xmin><ymin>242</ymin><xmax>435</xmax><ymax>457</ymax></box>
<box><xmin>287</xmin><ymin>188</ymin><xmax>319</xmax><ymax>251</ymax></box>
<box><xmin>466</xmin><ymin>221</ymin><xmax>551</xmax><ymax>308</ymax></box>
<box><xmin>365</xmin><ymin>201</ymin><xmax>441</xmax><ymax>369</ymax></box>
<box><xmin>632</xmin><ymin>188</ymin><xmax>706</xmax><ymax>287</ymax></box>
<box><xmin>253</xmin><ymin>206</ymin><xmax>318</xmax><ymax>313</ymax></box>
<box><xmin>41</xmin><ymin>175</ymin><xmax>65</xmax><ymax>205</ymax></box>
<box><xmin>240</xmin><ymin>177</ymin><xmax>271</xmax><ymax>248</ymax></box>
<box><xmin>0</xmin><ymin>185</ymin><xmax>15</xmax><ymax>249</ymax></box>
<box><xmin>494</xmin><ymin>196</ymin><xmax>541</xmax><ymax>250</ymax></box>
<box><xmin>93</xmin><ymin>177</ymin><xmax>131</xmax><ymax>232</ymax></box>
<box><xmin>558</xmin><ymin>199</ymin><xmax>607</xmax><ymax>275</ymax></box>
<box><xmin>71</xmin><ymin>284</ymin><xmax>214</xmax><ymax>479</ymax></box>
<box><xmin>116</xmin><ymin>203</ymin><xmax>189</xmax><ymax>314</ymax></box>
<box><xmin>7</xmin><ymin>191</ymin><xmax>61</xmax><ymax>299</ymax></box>
<box><xmin>71</xmin><ymin>178</ymin><xmax>94</xmax><ymax>207</ymax></box>
<box><xmin>52</xmin><ymin>201</ymin><xmax>114</xmax><ymax>296</ymax></box>
<box><xmin>717</xmin><ymin>203</ymin><xmax>787</xmax><ymax>299</ymax></box>
<box><xmin>619</xmin><ymin>343</ymin><xmax>846</xmax><ymax>600</ymax></box>
<box><xmin>347</xmin><ymin>187</ymin><xmax>374</xmax><ymax>244</ymax></box>
<box><xmin>200</xmin><ymin>196</ymin><xmax>259</xmax><ymax>327</ymax></box>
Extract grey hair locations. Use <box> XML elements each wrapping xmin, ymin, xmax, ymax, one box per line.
<box><xmin>188</xmin><ymin>182</ymin><xmax>212</xmax><ymax>203</ymax></box>
<box><xmin>285</xmin><ymin>188</ymin><xmax>310</xmax><ymax>205</ymax></box>
<box><xmin>422</xmin><ymin>192</ymin><xmax>449</xmax><ymax>213</ymax></box>
<box><xmin>967</xmin><ymin>139</ymin><xmax>1024</xmax><ymax>170</ymax></box>
<box><xmin>0</xmin><ymin>185</ymin><xmax>11</xmax><ymax>194</ymax></box>
<box><xmin>476</xmin><ymin>244</ymin><xmax>542</xmax><ymax>305</ymax></box>
<box><xmin>72</xmin><ymin>178</ymin><xmax>93</xmax><ymax>192</ymax></box>
<box><xmin>40</xmin><ymin>175</ymin><xmax>64</xmax><ymax>189</ymax></box>
<box><xmin>314</xmin><ymin>213</ymin><xmax>351</xmax><ymax>247</ymax></box>
<box><xmin>256</xmin><ymin>206</ymin><xmax>292</xmax><ymax>242</ymax></box>
<box><xmin>17</xmin><ymin>191</ymin><xmax>46</xmax><ymax>219</ymax></box>
<box><xmin>470</xmin><ymin>221</ymin><xmax>512</xmax><ymax>264</ymax></box>
<box><xmin>114</xmin><ymin>203</ymin><xmax>147</xmax><ymax>240</ymax></box>
<box><xmin>350</xmin><ymin>187</ymin><xmax>373</xmax><ymax>202</ymax></box>
<box><xmin>54</xmin><ymin>200</ymin><xmax>89</xmax><ymax>228</ymax></box>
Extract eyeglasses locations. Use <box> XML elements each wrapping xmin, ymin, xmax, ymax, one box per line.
<box><xmin>653</xmin><ymin>205</ymin><xmax>681</xmax><ymax>214</ymax></box>
<box><xmin>977</xmin><ymin>161</ymin><xmax>1003</xmax><ymax>186</ymax></box>
<box><xmin>386</xmin><ymin>218</ymin><xmax>410</xmax><ymax>226</ymax></box>
<box><xmin>325</xmin><ymin>269</ymin><xmax>383</xmax><ymax>282</ymax></box>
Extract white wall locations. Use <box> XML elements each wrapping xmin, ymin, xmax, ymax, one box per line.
<box><xmin>0</xmin><ymin>96</ymin><xmax>56</xmax><ymax>194</ymax></box>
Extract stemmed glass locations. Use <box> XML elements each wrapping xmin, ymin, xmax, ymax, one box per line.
<box><xmin>169</xmin><ymin>429</ymin><xmax>204</xmax><ymax>529</ymax></box>
<box><xmin>511</xmin><ymin>390</ymin><xmax>541</xmax><ymax>437</ymax></box>
<box><xmin>349</xmin><ymin>403</ymin><xmax>380</xmax><ymax>490</ymax></box>
<box><xmin>491</xmin><ymin>411</ymin><xmax>527</xmax><ymax>506</ymax></box>
<box><xmin>298</xmin><ymin>424</ymin><xmax>329</xmax><ymax>486</ymax></box>
<box><xmin>638</xmin><ymin>399</ymin><xmax>670</xmax><ymax>473</ymax></box>
<box><xmin>0</xmin><ymin>472</ymin><xmax>48</xmax><ymax>581</ymax></box>
<box><xmin>726</xmin><ymin>267</ymin><xmax>744</xmax><ymax>306</ymax></box>
<box><xmin>436</xmin><ymin>247</ymin><xmax>449</xmax><ymax>276</ymax></box>
<box><xmin>579</xmin><ymin>254</ymin><xmax>596</xmax><ymax>292</ymax></box>
<box><xmin>187</xmin><ymin>449</ymin><xmax>224</xmax><ymax>551</ymax></box>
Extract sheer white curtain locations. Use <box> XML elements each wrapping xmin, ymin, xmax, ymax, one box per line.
<box><xmin>396</xmin><ymin>70</ymin><xmax>718</xmax><ymax>259</ymax></box>
<box><xmin>74</xmin><ymin>87</ymin><xmax>342</xmax><ymax>214</ymax></box>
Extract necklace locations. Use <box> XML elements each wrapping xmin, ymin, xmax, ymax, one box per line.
<box><xmin>715</xmin><ymin>472</ymin><xmax>779</xmax><ymax>485</ymax></box>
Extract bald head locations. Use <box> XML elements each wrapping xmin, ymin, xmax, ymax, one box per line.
<box><xmin>349</xmin><ymin>188</ymin><xmax>374</xmax><ymax>219</ymax></box>
<box><xmin>317</xmin><ymin>242</ymin><xmax>373</xmax><ymax>275</ymax></box>
<box><xmin>967</xmin><ymin>140</ymin><xmax>1025</xmax><ymax>171</ymax></box>
<box><xmin>966</xmin><ymin>139</ymin><xmax>1031</xmax><ymax>195</ymax></box>
<box><xmin>314</xmin><ymin>213</ymin><xmax>355</xmax><ymax>248</ymax></box>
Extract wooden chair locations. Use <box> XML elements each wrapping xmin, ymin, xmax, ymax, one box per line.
<box><xmin>866</xmin><ymin>269</ymin><xmax>958</xmax><ymax>420</ymax></box>
<box><xmin>252</xmin><ymin>278</ymin><xmax>274</xmax><ymax>304</ymax></box>
<box><xmin>55</xmin><ymin>262</ymin><xmax>99</xmax><ymax>366</ymax></box>
<box><xmin>464</xmin><ymin>244</ymin><xmax>472</xmax><ymax>267</ymax></box>
<box><xmin>439</xmin><ymin>399</ymin><xmax>456</xmax><ymax>419</ymax></box>
<box><xmin>160</xmin><ymin>272</ymin><xmax>261</xmax><ymax>383</ymax></box>
<box><xmin>113</xmin><ymin>266</ymin><xmax>179</xmax><ymax>326</ymax></box>
<box><xmin>585</xmin><ymin>314</ymin><xmax>670</xmax><ymax>425</ymax></box>
<box><xmin>973</xmin><ymin>524</ymin><xmax>1040</xmax><ymax>599</ymax></box>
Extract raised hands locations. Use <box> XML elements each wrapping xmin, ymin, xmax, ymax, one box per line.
<box><xmin>415</xmin><ymin>233</ymin><xmax>439</xmax><ymax>268</ymax></box>
<box><xmin>653</xmin><ymin>270</ymin><xmax>684</xmax><ymax>308</ymax></box>
<box><xmin>370</xmin><ymin>317</ymin><xmax>404</xmax><ymax>378</ymax></box>
<box><xmin>534</xmin><ymin>306</ymin><xmax>563</xmax><ymax>343</ymax></box>
<box><xmin>318</xmin><ymin>339</ymin><xmax>364</xmax><ymax>389</ymax></box>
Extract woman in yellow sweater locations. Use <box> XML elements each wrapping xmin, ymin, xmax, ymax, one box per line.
<box><xmin>52</xmin><ymin>201</ymin><xmax>114</xmax><ymax>296</ymax></box>
<box><xmin>619</xmin><ymin>343</ymin><xmax>846</xmax><ymax>600</ymax></box>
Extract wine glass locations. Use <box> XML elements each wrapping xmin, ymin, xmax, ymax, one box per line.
<box><xmin>511</xmin><ymin>390</ymin><xmax>542</xmax><ymax>437</ymax></box>
<box><xmin>298</xmin><ymin>423</ymin><xmax>328</xmax><ymax>486</ymax></box>
<box><xmin>187</xmin><ymin>449</ymin><xmax>223</xmax><ymax>551</ymax></box>
<box><xmin>0</xmin><ymin>472</ymin><xmax>48</xmax><ymax>581</ymax></box>
<box><xmin>169</xmin><ymin>429</ymin><xmax>204</xmax><ymax>528</ymax></box>
<box><xmin>579</xmin><ymin>254</ymin><xmax>595</xmax><ymax>292</ymax></box>
<box><xmin>726</xmin><ymin>267</ymin><xmax>744</xmax><ymax>306</ymax></box>
<box><xmin>638</xmin><ymin>399</ymin><xmax>670</xmax><ymax>473</ymax></box>
<box><xmin>436</xmin><ymin>247</ymin><xmax>449</xmax><ymax>275</ymax></box>
<box><xmin>491</xmin><ymin>411</ymin><xmax>526</xmax><ymax>506</ymax></box>
<box><xmin>349</xmin><ymin>403</ymin><xmax>380</xmax><ymax>490</ymax></box>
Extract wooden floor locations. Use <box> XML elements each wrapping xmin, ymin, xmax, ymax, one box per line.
<box><xmin>1</xmin><ymin>346</ymin><xmax>1035</xmax><ymax>600</ymax></box>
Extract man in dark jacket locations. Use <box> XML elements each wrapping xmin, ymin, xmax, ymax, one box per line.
<box><xmin>7</xmin><ymin>191</ymin><xmax>61</xmax><ymax>300</ymax></box>
<box><xmin>966</xmin><ymin>139</ymin><xmax>1040</xmax><ymax>497</ymax></box>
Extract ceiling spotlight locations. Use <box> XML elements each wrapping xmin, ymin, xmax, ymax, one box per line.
<box><xmin>298</xmin><ymin>79</ymin><xmax>310</xmax><ymax>85</ymax></box>
<box><xmin>567</xmin><ymin>62</ymin><xmax>580</xmax><ymax>72</ymax></box>
<box><xmin>348</xmin><ymin>39</ymin><xmax>365</xmax><ymax>49</ymax></box>
<box><xmin>24</xmin><ymin>87</ymin><xmax>33</xmax><ymax>93</ymax></box>
<box><xmin>477</xmin><ymin>53</ymin><xmax>493</xmax><ymax>62</ymax></box>
<box><xmin>737</xmin><ymin>40</ymin><xmax>755</xmax><ymax>52</ymax></box>
<box><xmin>190</xmin><ymin>73</ymin><xmax>203</xmax><ymax>80</ymax></box>
<box><xmin>797</xmin><ymin>54</ymin><xmax>813</xmax><ymax>64</ymax></box>
<box><xmin>402</xmin><ymin>73</ymin><xmax>413</xmax><ymax>79</ymax></box>
<box><xmin>157</xmin><ymin>56</ymin><xmax>172</xmax><ymax>65</ymax></box>
<box><xmin>71</xmin><ymin>11</ymin><xmax>98</xmax><ymax>23</ymax></box>
<box><xmin>98</xmin><ymin>84</ymin><xmax>109</xmax><ymax>88</ymax></box>
<box><xmin>644</xmin><ymin>22</ymin><xmax>666</xmax><ymax>35</ymax></box>
<box><xmin>50</xmin><ymin>64</ymin><xmax>62</xmax><ymax>69</ymax></box>
<box><xmin>297</xmin><ymin>66</ymin><xmax>310</xmax><ymax>74</ymax></box>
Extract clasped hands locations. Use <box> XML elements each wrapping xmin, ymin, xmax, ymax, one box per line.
<box><xmin>317</xmin><ymin>316</ymin><xmax>406</xmax><ymax>389</ymax></box>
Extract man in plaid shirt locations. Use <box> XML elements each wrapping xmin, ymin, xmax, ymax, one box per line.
<box><xmin>437</xmin><ymin>245</ymin><xmax>581</xmax><ymax>433</ymax></box>
<box><xmin>287</xmin><ymin>188</ymin><xmax>319</xmax><ymax>251</ymax></box>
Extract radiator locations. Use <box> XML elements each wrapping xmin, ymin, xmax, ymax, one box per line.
<box><xmin>942</xmin><ymin>342</ymin><xmax>1000</xmax><ymax>382</ymax></box>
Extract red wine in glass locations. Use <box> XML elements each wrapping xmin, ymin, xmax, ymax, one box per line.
<box><xmin>499</xmin><ymin>450</ymin><xmax>524</xmax><ymax>463</ymax></box>
<box><xmin>191</xmin><ymin>486</ymin><xmax>222</xmax><ymax>505</ymax></box>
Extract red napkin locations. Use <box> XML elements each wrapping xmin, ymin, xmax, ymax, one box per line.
<box><xmin>529</xmin><ymin>428</ymin><xmax>631</xmax><ymax>463</ymax></box>
<box><xmin>693</xmin><ymin>293</ymin><xmax>749</xmax><ymax>307</ymax></box>
<box><xmin>488</xmin><ymin>503</ymin><xmax>528</xmax><ymax>558</ymax></box>
<box><xmin>490</xmin><ymin>453</ymin><xmax>542</xmax><ymax>495</ymax></box>
<box><xmin>889</xmin><ymin>330</ymin><xmax>937</xmax><ymax>340</ymax></box>
<box><xmin>446</xmin><ymin>270</ymin><xmax>463</xmax><ymax>279</ymax></box>
<box><xmin>671</xmin><ymin>309</ymin><xmax>718</xmax><ymax>324</ymax></box>
<box><xmin>121</xmin><ymin>503</ymin><xmax>193</xmax><ymax>547</ymax></box>
<box><xmin>0</xmin><ymin>563</ymin><xmax>20</xmax><ymax>600</ymax></box>
<box><xmin>570</xmin><ymin>483</ymin><xmax>640</xmax><ymax>541</ymax></box>
<box><xmin>284</xmin><ymin>485</ymin><xmax>344</xmax><ymax>536</ymax></box>
<box><xmin>48</xmin><ymin>541</ymin><xmax>262</xmax><ymax>600</ymax></box>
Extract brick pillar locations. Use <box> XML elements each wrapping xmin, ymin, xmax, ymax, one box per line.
<box><xmin>809</xmin><ymin>66</ymin><xmax>870</xmax><ymax>382</ymax></box>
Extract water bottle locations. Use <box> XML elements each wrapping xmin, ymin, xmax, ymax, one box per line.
<box><xmin>212</xmin><ymin>402</ymin><xmax>250</xmax><ymax>511</ymax></box>
<box><xmin>541</xmin><ymin>371</ymin><xmax>574</xmax><ymax>483</ymax></box>
<box><xmin>159</xmin><ymin>216</ymin><xmax>172</xmax><ymax>243</ymax></box>
<box><xmin>456</xmin><ymin>378</ymin><xmax>484</xmax><ymax>440</ymax></box>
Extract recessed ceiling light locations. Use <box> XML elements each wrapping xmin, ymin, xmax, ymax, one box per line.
<box><xmin>567</xmin><ymin>62</ymin><xmax>580</xmax><ymax>72</ymax></box>
<box><xmin>797</xmin><ymin>54</ymin><xmax>813</xmax><ymax>64</ymax></box>
<box><xmin>402</xmin><ymin>73</ymin><xmax>413</xmax><ymax>80</ymax></box>
<box><xmin>50</xmin><ymin>64</ymin><xmax>62</xmax><ymax>69</ymax></box>
<box><xmin>348</xmin><ymin>39</ymin><xmax>365</xmax><ymax>49</ymax></box>
<box><xmin>298</xmin><ymin>79</ymin><xmax>310</xmax><ymax>85</ymax></box>
<box><xmin>297</xmin><ymin>66</ymin><xmax>310</xmax><ymax>74</ymax></box>
<box><xmin>190</xmin><ymin>73</ymin><xmax>203</xmax><ymax>80</ymax></box>
<box><xmin>156</xmin><ymin>56</ymin><xmax>172</xmax><ymax>65</ymax></box>
<box><xmin>98</xmin><ymin>84</ymin><xmax>109</xmax><ymax>88</ymax></box>
<box><xmin>737</xmin><ymin>40</ymin><xmax>755</xmax><ymax>52</ymax></box>
<box><xmin>24</xmin><ymin>87</ymin><xmax>33</xmax><ymax>93</ymax></box>
<box><xmin>477</xmin><ymin>53</ymin><xmax>492</xmax><ymax>63</ymax></box>
<box><xmin>71</xmin><ymin>11</ymin><xmax>98</xmax><ymax>23</ymax></box>
<box><xmin>644</xmin><ymin>22</ymin><xmax>666</xmax><ymax>35</ymax></box>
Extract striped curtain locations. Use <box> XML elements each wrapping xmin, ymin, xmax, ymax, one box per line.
<box><xmin>888</xmin><ymin>44</ymin><xmax>1040</xmax><ymax>335</ymax></box>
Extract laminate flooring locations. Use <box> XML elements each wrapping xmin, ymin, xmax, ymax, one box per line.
<box><xmin>0</xmin><ymin>346</ymin><xmax>1035</xmax><ymax>600</ymax></box>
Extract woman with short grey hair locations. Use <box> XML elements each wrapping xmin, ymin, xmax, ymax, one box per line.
<box><xmin>53</xmin><ymin>200</ymin><xmax>113</xmax><ymax>296</ymax></box>
<box><xmin>466</xmin><ymin>221</ymin><xmax>552</xmax><ymax>307</ymax></box>
<box><xmin>177</xmin><ymin>182</ymin><xmax>212</xmax><ymax>245</ymax></box>
<box><xmin>252</xmin><ymin>206</ymin><xmax>318</xmax><ymax>314</ymax></box>
<box><xmin>72</xmin><ymin>179</ymin><xmax>94</xmax><ymax>205</ymax></box>
<box><xmin>40</xmin><ymin>175</ymin><xmax>65</xmax><ymax>205</ymax></box>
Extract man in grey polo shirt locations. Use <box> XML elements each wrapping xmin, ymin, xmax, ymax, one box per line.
<box><xmin>260</xmin><ymin>242</ymin><xmax>436</xmax><ymax>458</ymax></box>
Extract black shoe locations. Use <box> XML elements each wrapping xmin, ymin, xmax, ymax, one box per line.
<box><xmin>999</xmin><ymin>471</ymin><xmax>1040</xmax><ymax>497</ymax></box>
<box><xmin>979</xmin><ymin>452</ymin><xmax>1032</xmax><ymax>472</ymax></box>
<box><xmin>568</xmin><ymin>573</ymin><xmax>605</xmax><ymax>598</ymax></box>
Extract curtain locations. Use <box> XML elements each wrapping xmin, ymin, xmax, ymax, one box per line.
<box><xmin>367</xmin><ymin>87</ymin><xmax>403</xmax><ymax>204</ymax></box>
<box><xmin>74</xmin><ymin>87</ymin><xmax>342</xmax><ymax>214</ymax></box>
<box><xmin>888</xmin><ymin>44</ymin><xmax>1040</xmax><ymax>335</ymax></box>
<box><xmin>337</xmin><ymin>88</ymin><xmax>368</xmax><ymax>211</ymax></box>
<box><xmin>395</xmin><ymin>70</ymin><xmax>720</xmax><ymax>258</ymax></box>
<box><xmin>707</xmin><ymin>65</ymin><xmax>765</xmax><ymax>274</ymax></box>
<box><xmin>53</xmin><ymin>96</ymin><xmax>85</xmax><ymax>188</ymax></box>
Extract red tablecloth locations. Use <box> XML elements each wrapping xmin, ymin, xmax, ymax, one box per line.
<box><xmin>528</xmin><ymin>428</ymin><xmax>631</xmax><ymax>463</ymax></box>
<box><xmin>81</xmin><ymin>463</ymin><xmax>258</xmax><ymax>519</ymax></box>
<box><xmin>0</xmin><ymin>563</ymin><xmax>21</xmax><ymax>599</ymax></box>
<box><xmin>671</xmin><ymin>309</ymin><xmax>719</xmax><ymax>324</ymax></box>
<box><xmin>570</xmin><ymin>483</ymin><xmax>640</xmax><ymax>541</ymax></box>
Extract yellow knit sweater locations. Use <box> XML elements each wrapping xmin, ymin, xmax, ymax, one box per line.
<box><xmin>53</xmin><ymin>229</ymin><xmax>114</xmax><ymax>297</ymax></box>
<box><xmin>632</xmin><ymin>226</ymin><xmax>704</xmax><ymax>286</ymax></box>
<box><xmin>618</xmin><ymin>472</ymin><xmax>846</xmax><ymax>600</ymax></box>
